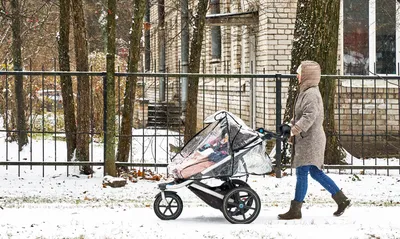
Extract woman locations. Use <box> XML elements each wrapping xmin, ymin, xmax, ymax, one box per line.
<box><xmin>278</xmin><ymin>61</ymin><xmax>351</xmax><ymax>220</ymax></box>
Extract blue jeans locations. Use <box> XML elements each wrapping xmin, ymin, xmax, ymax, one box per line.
<box><xmin>294</xmin><ymin>165</ymin><xmax>340</xmax><ymax>202</ymax></box>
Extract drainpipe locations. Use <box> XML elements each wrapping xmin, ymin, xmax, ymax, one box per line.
<box><xmin>250</xmin><ymin>61</ymin><xmax>256</xmax><ymax>129</ymax></box>
<box><xmin>181</xmin><ymin>0</ymin><xmax>189</xmax><ymax>110</ymax></box>
<box><xmin>250</xmin><ymin>31</ymin><xmax>257</xmax><ymax>129</ymax></box>
<box><xmin>144</xmin><ymin>0</ymin><xmax>150</xmax><ymax>72</ymax></box>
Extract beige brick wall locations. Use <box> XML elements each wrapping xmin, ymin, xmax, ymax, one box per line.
<box><xmin>258</xmin><ymin>0</ymin><xmax>297</xmax><ymax>74</ymax></box>
<box><xmin>145</xmin><ymin>0</ymin><xmax>304</xmax><ymax>131</ymax></box>
<box><xmin>145</xmin><ymin>0</ymin><xmax>398</xmax><ymax>141</ymax></box>
<box><xmin>193</xmin><ymin>0</ymin><xmax>295</xmax><ymax>131</ymax></box>
<box><xmin>335</xmin><ymin>85</ymin><xmax>400</xmax><ymax>141</ymax></box>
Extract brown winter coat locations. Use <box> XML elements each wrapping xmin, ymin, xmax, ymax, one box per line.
<box><xmin>292</xmin><ymin>61</ymin><xmax>325</xmax><ymax>169</ymax></box>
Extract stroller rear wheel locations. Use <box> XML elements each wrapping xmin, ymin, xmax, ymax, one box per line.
<box><xmin>154</xmin><ymin>191</ymin><xmax>183</xmax><ymax>220</ymax></box>
<box><xmin>222</xmin><ymin>187</ymin><xmax>261</xmax><ymax>224</ymax></box>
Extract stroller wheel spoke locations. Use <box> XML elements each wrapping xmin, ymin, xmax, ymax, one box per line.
<box><xmin>163</xmin><ymin>207</ymin><xmax>169</xmax><ymax>215</ymax></box>
<box><xmin>243</xmin><ymin>205</ymin><xmax>256</xmax><ymax>211</ymax></box>
<box><xmin>241</xmin><ymin>210</ymin><xmax>247</xmax><ymax>220</ymax></box>
<box><xmin>229</xmin><ymin>207</ymin><xmax>241</xmax><ymax>216</ymax></box>
<box><xmin>244</xmin><ymin>195</ymin><xmax>254</xmax><ymax>204</ymax></box>
<box><xmin>167</xmin><ymin>199</ymin><xmax>175</xmax><ymax>207</ymax></box>
<box><xmin>168</xmin><ymin>208</ymin><xmax>174</xmax><ymax>215</ymax></box>
<box><xmin>227</xmin><ymin>201</ymin><xmax>240</xmax><ymax>207</ymax></box>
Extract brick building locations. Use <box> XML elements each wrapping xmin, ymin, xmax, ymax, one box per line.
<box><xmin>142</xmin><ymin>0</ymin><xmax>400</xmax><ymax>157</ymax></box>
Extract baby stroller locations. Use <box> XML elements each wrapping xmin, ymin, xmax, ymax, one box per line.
<box><xmin>153</xmin><ymin>111</ymin><xmax>290</xmax><ymax>224</ymax></box>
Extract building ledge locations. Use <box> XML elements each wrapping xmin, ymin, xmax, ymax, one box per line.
<box><xmin>205</xmin><ymin>11</ymin><xmax>258</xmax><ymax>26</ymax></box>
<box><xmin>210</xmin><ymin>58</ymin><xmax>221</xmax><ymax>64</ymax></box>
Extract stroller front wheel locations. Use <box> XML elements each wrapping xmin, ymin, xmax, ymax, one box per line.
<box><xmin>154</xmin><ymin>191</ymin><xmax>183</xmax><ymax>220</ymax></box>
<box><xmin>222</xmin><ymin>187</ymin><xmax>261</xmax><ymax>224</ymax></box>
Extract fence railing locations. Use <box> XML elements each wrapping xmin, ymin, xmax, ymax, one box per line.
<box><xmin>0</xmin><ymin>70</ymin><xmax>399</xmax><ymax>177</ymax></box>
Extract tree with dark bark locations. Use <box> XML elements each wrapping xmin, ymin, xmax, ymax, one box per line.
<box><xmin>116</xmin><ymin>0</ymin><xmax>146</xmax><ymax>167</ymax></box>
<box><xmin>284</xmin><ymin>0</ymin><xmax>343</xmax><ymax>164</ymax></box>
<box><xmin>71</xmin><ymin>0</ymin><xmax>92</xmax><ymax>174</ymax></box>
<box><xmin>183</xmin><ymin>0</ymin><xmax>209</xmax><ymax>143</ymax></box>
<box><xmin>11</xmin><ymin>0</ymin><xmax>28</xmax><ymax>151</ymax></box>
<box><xmin>157</xmin><ymin>0</ymin><xmax>166</xmax><ymax>99</ymax></box>
<box><xmin>105</xmin><ymin>0</ymin><xmax>117</xmax><ymax>176</ymax></box>
<box><xmin>58</xmin><ymin>0</ymin><xmax>77</xmax><ymax>162</ymax></box>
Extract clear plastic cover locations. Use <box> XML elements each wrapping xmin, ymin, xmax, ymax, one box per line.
<box><xmin>168</xmin><ymin>111</ymin><xmax>273</xmax><ymax>179</ymax></box>
<box><xmin>233</xmin><ymin>141</ymin><xmax>273</xmax><ymax>176</ymax></box>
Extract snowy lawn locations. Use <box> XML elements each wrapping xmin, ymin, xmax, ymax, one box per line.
<box><xmin>0</xmin><ymin>170</ymin><xmax>399</xmax><ymax>239</ymax></box>
<box><xmin>1</xmin><ymin>123</ymin><xmax>399</xmax><ymax>238</ymax></box>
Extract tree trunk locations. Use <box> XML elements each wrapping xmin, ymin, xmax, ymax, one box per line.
<box><xmin>318</xmin><ymin>1</ymin><xmax>344</xmax><ymax>164</ymax></box>
<box><xmin>116</xmin><ymin>0</ymin><xmax>145</xmax><ymax>166</ymax></box>
<box><xmin>105</xmin><ymin>0</ymin><xmax>117</xmax><ymax>176</ymax></box>
<box><xmin>58</xmin><ymin>0</ymin><xmax>77</xmax><ymax>162</ymax></box>
<box><xmin>158</xmin><ymin>0</ymin><xmax>166</xmax><ymax>101</ymax></box>
<box><xmin>285</xmin><ymin>0</ymin><xmax>343</xmax><ymax>164</ymax></box>
<box><xmin>11</xmin><ymin>0</ymin><xmax>28</xmax><ymax>151</ymax></box>
<box><xmin>183</xmin><ymin>0</ymin><xmax>209</xmax><ymax>143</ymax></box>
<box><xmin>72</xmin><ymin>0</ymin><xmax>92</xmax><ymax>174</ymax></box>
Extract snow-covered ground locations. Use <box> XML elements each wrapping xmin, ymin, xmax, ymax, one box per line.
<box><xmin>0</xmin><ymin>121</ymin><xmax>399</xmax><ymax>238</ymax></box>
<box><xmin>0</xmin><ymin>170</ymin><xmax>399</xmax><ymax>239</ymax></box>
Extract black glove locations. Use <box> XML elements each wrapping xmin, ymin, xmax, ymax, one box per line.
<box><xmin>279</xmin><ymin>124</ymin><xmax>291</xmax><ymax>139</ymax></box>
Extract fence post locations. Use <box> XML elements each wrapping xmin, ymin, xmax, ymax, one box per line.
<box><xmin>103</xmin><ymin>75</ymin><xmax>107</xmax><ymax>176</ymax></box>
<box><xmin>275</xmin><ymin>74</ymin><xmax>282</xmax><ymax>178</ymax></box>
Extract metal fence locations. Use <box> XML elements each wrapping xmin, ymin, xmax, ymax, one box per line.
<box><xmin>0</xmin><ymin>70</ymin><xmax>399</xmax><ymax>177</ymax></box>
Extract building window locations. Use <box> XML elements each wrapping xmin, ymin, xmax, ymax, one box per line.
<box><xmin>343</xmin><ymin>0</ymin><xmax>399</xmax><ymax>75</ymax></box>
<box><xmin>210</xmin><ymin>0</ymin><xmax>221</xmax><ymax>60</ymax></box>
<box><xmin>375</xmin><ymin>0</ymin><xmax>396</xmax><ymax>74</ymax></box>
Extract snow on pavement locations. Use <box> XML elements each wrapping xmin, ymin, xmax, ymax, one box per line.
<box><xmin>0</xmin><ymin>171</ymin><xmax>399</xmax><ymax>239</ymax></box>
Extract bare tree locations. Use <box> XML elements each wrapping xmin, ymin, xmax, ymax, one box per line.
<box><xmin>11</xmin><ymin>0</ymin><xmax>28</xmax><ymax>151</ymax></box>
<box><xmin>116</xmin><ymin>0</ymin><xmax>146</xmax><ymax>166</ymax></box>
<box><xmin>72</xmin><ymin>0</ymin><xmax>92</xmax><ymax>174</ymax></box>
<box><xmin>105</xmin><ymin>0</ymin><xmax>117</xmax><ymax>176</ymax></box>
<box><xmin>183</xmin><ymin>0</ymin><xmax>209</xmax><ymax>143</ymax></box>
<box><xmin>58</xmin><ymin>0</ymin><xmax>77</xmax><ymax>162</ymax></box>
<box><xmin>285</xmin><ymin>0</ymin><xmax>343</xmax><ymax>164</ymax></box>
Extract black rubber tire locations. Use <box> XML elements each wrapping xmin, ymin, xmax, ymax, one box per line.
<box><xmin>222</xmin><ymin>187</ymin><xmax>261</xmax><ymax>224</ymax></box>
<box><xmin>153</xmin><ymin>191</ymin><xmax>183</xmax><ymax>220</ymax></box>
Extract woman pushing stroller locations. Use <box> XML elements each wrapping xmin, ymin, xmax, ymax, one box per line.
<box><xmin>154</xmin><ymin>62</ymin><xmax>351</xmax><ymax>223</ymax></box>
<box><xmin>278</xmin><ymin>61</ymin><xmax>351</xmax><ymax>220</ymax></box>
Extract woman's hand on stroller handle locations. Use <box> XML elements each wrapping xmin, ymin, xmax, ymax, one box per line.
<box><xmin>256</xmin><ymin>124</ymin><xmax>291</xmax><ymax>141</ymax></box>
<box><xmin>279</xmin><ymin>124</ymin><xmax>291</xmax><ymax>139</ymax></box>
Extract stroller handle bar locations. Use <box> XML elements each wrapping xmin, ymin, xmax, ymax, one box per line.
<box><xmin>256</xmin><ymin>124</ymin><xmax>291</xmax><ymax>141</ymax></box>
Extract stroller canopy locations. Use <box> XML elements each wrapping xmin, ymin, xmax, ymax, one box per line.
<box><xmin>204</xmin><ymin>111</ymin><xmax>260</xmax><ymax>152</ymax></box>
<box><xmin>168</xmin><ymin>111</ymin><xmax>273</xmax><ymax>179</ymax></box>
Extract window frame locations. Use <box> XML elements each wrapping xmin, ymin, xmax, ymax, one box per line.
<box><xmin>341</xmin><ymin>0</ymin><xmax>400</xmax><ymax>76</ymax></box>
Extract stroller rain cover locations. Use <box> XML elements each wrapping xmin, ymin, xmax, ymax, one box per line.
<box><xmin>168</xmin><ymin>111</ymin><xmax>273</xmax><ymax>179</ymax></box>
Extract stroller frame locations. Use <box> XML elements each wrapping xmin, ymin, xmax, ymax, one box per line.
<box><xmin>153</xmin><ymin>126</ymin><xmax>289</xmax><ymax>224</ymax></box>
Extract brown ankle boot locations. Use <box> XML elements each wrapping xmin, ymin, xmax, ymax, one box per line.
<box><xmin>278</xmin><ymin>200</ymin><xmax>302</xmax><ymax>220</ymax></box>
<box><xmin>332</xmin><ymin>190</ymin><xmax>351</xmax><ymax>216</ymax></box>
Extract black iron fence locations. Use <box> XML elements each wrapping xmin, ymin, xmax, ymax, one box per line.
<box><xmin>0</xmin><ymin>70</ymin><xmax>399</xmax><ymax>177</ymax></box>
